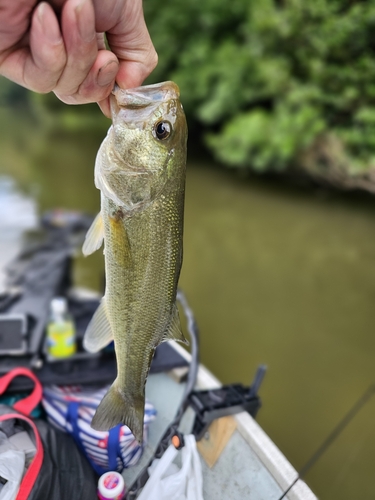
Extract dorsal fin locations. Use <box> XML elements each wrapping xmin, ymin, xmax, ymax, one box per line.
<box><xmin>163</xmin><ymin>303</ymin><xmax>188</xmax><ymax>344</ymax></box>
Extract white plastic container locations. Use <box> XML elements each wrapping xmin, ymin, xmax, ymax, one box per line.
<box><xmin>97</xmin><ymin>471</ymin><xmax>126</xmax><ymax>500</ymax></box>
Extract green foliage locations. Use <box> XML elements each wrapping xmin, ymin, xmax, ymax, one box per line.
<box><xmin>0</xmin><ymin>78</ymin><xmax>108</xmax><ymax>136</ymax></box>
<box><xmin>144</xmin><ymin>0</ymin><xmax>375</xmax><ymax>175</ymax></box>
<box><xmin>0</xmin><ymin>77</ymin><xmax>30</xmax><ymax>108</ymax></box>
<box><xmin>29</xmin><ymin>91</ymin><xmax>109</xmax><ymax>134</ymax></box>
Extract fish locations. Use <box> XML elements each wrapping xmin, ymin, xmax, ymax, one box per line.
<box><xmin>82</xmin><ymin>81</ymin><xmax>188</xmax><ymax>443</ymax></box>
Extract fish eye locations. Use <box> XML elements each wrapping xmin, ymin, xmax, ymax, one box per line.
<box><xmin>154</xmin><ymin>120</ymin><xmax>172</xmax><ymax>140</ymax></box>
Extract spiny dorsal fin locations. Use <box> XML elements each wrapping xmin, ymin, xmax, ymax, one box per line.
<box><xmin>163</xmin><ymin>303</ymin><xmax>188</xmax><ymax>344</ymax></box>
<box><xmin>83</xmin><ymin>298</ymin><xmax>113</xmax><ymax>353</ymax></box>
<box><xmin>82</xmin><ymin>212</ymin><xmax>104</xmax><ymax>256</ymax></box>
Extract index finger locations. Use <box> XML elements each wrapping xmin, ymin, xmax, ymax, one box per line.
<box><xmin>91</xmin><ymin>0</ymin><xmax>158</xmax><ymax>89</ymax></box>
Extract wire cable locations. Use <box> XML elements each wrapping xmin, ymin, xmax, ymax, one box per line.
<box><xmin>126</xmin><ymin>289</ymin><xmax>199</xmax><ymax>499</ymax></box>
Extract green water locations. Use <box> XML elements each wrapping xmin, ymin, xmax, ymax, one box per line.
<box><xmin>1</xmin><ymin>106</ymin><xmax>375</xmax><ymax>499</ymax></box>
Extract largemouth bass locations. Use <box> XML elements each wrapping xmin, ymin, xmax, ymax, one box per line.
<box><xmin>82</xmin><ymin>81</ymin><xmax>188</xmax><ymax>443</ymax></box>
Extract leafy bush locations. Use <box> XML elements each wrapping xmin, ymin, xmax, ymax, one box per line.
<box><xmin>0</xmin><ymin>76</ymin><xmax>30</xmax><ymax>108</ymax></box>
<box><xmin>145</xmin><ymin>0</ymin><xmax>375</xmax><ymax>182</ymax></box>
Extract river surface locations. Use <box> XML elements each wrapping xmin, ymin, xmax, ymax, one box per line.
<box><xmin>1</xmin><ymin>102</ymin><xmax>375</xmax><ymax>499</ymax></box>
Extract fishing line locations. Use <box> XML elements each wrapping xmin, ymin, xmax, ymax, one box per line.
<box><xmin>277</xmin><ymin>384</ymin><xmax>375</xmax><ymax>500</ymax></box>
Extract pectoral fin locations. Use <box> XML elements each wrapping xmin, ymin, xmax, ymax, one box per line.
<box><xmin>82</xmin><ymin>212</ymin><xmax>104</xmax><ymax>256</ymax></box>
<box><xmin>109</xmin><ymin>212</ymin><xmax>132</xmax><ymax>266</ymax></box>
<box><xmin>163</xmin><ymin>303</ymin><xmax>188</xmax><ymax>344</ymax></box>
<box><xmin>83</xmin><ymin>298</ymin><xmax>113</xmax><ymax>352</ymax></box>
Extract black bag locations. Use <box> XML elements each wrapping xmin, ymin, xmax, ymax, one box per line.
<box><xmin>0</xmin><ymin>368</ymin><xmax>97</xmax><ymax>500</ymax></box>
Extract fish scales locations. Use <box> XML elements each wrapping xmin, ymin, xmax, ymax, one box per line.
<box><xmin>82</xmin><ymin>81</ymin><xmax>188</xmax><ymax>443</ymax></box>
<box><xmin>105</xmin><ymin>179</ymin><xmax>184</xmax><ymax>379</ymax></box>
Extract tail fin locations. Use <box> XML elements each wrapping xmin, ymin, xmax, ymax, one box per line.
<box><xmin>91</xmin><ymin>383</ymin><xmax>145</xmax><ymax>443</ymax></box>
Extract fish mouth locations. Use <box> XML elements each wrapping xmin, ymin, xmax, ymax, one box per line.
<box><xmin>112</xmin><ymin>81</ymin><xmax>180</xmax><ymax>109</ymax></box>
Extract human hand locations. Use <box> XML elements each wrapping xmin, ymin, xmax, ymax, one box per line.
<box><xmin>0</xmin><ymin>0</ymin><xmax>157</xmax><ymax>117</ymax></box>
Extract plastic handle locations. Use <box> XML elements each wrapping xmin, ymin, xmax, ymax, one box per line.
<box><xmin>0</xmin><ymin>367</ymin><xmax>43</xmax><ymax>416</ymax></box>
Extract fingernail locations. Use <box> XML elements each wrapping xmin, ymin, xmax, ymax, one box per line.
<box><xmin>97</xmin><ymin>60</ymin><xmax>119</xmax><ymax>87</ymax></box>
<box><xmin>37</xmin><ymin>2</ymin><xmax>62</xmax><ymax>44</ymax></box>
<box><xmin>75</xmin><ymin>0</ymin><xmax>95</xmax><ymax>43</ymax></box>
<box><xmin>37</xmin><ymin>1</ymin><xmax>46</xmax><ymax>22</ymax></box>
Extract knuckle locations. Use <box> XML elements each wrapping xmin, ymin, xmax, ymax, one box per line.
<box><xmin>78</xmin><ymin>83</ymin><xmax>112</xmax><ymax>103</ymax></box>
<box><xmin>24</xmin><ymin>75</ymin><xmax>58</xmax><ymax>94</ymax></box>
<box><xmin>148</xmin><ymin>49</ymin><xmax>158</xmax><ymax>71</ymax></box>
<box><xmin>53</xmin><ymin>92</ymin><xmax>79</xmax><ymax>105</ymax></box>
<box><xmin>40</xmin><ymin>84</ymin><xmax>56</xmax><ymax>93</ymax></box>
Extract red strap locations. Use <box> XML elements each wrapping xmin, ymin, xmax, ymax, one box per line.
<box><xmin>0</xmin><ymin>413</ymin><xmax>44</xmax><ymax>500</ymax></box>
<box><xmin>0</xmin><ymin>368</ymin><xmax>42</xmax><ymax>416</ymax></box>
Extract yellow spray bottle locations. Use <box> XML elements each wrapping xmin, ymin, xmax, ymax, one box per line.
<box><xmin>47</xmin><ymin>297</ymin><xmax>76</xmax><ymax>358</ymax></box>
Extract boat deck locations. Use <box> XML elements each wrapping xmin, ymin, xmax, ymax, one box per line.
<box><xmin>123</xmin><ymin>343</ymin><xmax>317</xmax><ymax>500</ymax></box>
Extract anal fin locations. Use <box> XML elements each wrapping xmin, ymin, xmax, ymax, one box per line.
<box><xmin>83</xmin><ymin>298</ymin><xmax>113</xmax><ymax>353</ymax></box>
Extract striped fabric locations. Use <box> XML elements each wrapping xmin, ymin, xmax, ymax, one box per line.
<box><xmin>42</xmin><ymin>385</ymin><xmax>156</xmax><ymax>475</ymax></box>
